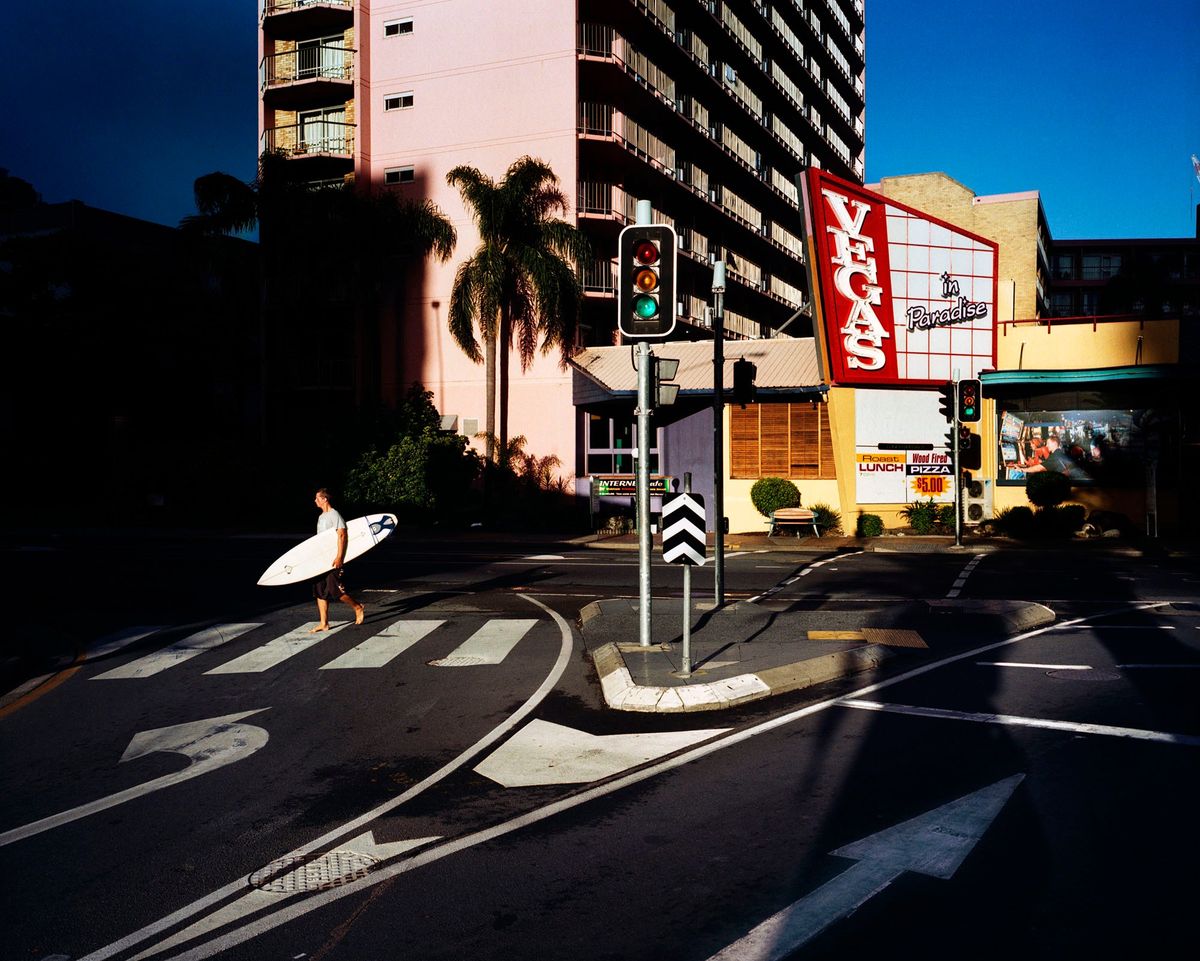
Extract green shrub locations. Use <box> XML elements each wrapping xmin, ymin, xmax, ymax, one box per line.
<box><xmin>857</xmin><ymin>513</ymin><xmax>884</xmax><ymax>537</ymax></box>
<box><xmin>750</xmin><ymin>477</ymin><xmax>801</xmax><ymax>517</ymax></box>
<box><xmin>1026</xmin><ymin>471</ymin><xmax>1071</xmax><ymax>508</ymax></box>
<box><xmin>900</xmin><ymin>499</ymin><xmax>939</xmax><ymax>534</ymax></box>
<box><xmin>936</xmin><ymin>504</ymin><xmax>957</xmax><ymax>531</ymax></box>
<box><xmin>1033</xmin><ymin>503</ymin><xmax>1088</xmax><ymax>537</ymax></box>
<box><xmin>809</xmin><ymin>503</ymin><xmax>842</xmax><ymax>535</ymax></box>
<box><xmin>1003</xmin><ymin>505</ymin><xmax>1036</xmax><ymax>538</ymax></box>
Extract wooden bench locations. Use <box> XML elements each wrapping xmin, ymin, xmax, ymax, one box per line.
<box><xmin>768</xmin><ymin>506</ymin><xmax>821</xmax><ymax>537</ymax></box>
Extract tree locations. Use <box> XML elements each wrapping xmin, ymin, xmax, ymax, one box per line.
<box><xmin>445</xmin><ymin>156</ymin><xmax>589</xmax><ymax>464</ymax></box>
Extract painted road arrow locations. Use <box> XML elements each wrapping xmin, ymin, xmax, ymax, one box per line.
<box><xmin>707</xmin><ymin>773</ymin><xmax>1025</xmax><ymax>960</ymax></box>
<box><xmin>0</xmin><ymin>709</ymin><xmax>269</xmax><ymax>847</ymax></box>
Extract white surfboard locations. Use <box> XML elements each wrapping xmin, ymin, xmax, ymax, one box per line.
<box><xmin>257</xmin><ymin>513</ymin><xmax>398</xmax><ymax>587</ymax></box>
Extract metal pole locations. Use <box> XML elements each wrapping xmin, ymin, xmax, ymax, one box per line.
<box><xmin>637</xmin><ymin>339</ymin><xmax>653</xmax><ymax>647</ymax></box>
<box><xmin>712</xmin><ymin>261</ymin><xmax>726</xmax><ymax>607</ymax></box>
<box><xmin>681</xmin><ymin>472</ymin><xmax>693</xmax><ymax>677</ymax></box>
<box><xmin>953</xmin><ymin>380</ymin><xmax>963</xmax><ymax>548</ymax></box>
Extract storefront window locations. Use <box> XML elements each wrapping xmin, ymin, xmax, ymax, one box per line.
<box><xmin>586</xmin><ymin>413</ymin><xmax>658</xmax><ymax>474</ymax></box>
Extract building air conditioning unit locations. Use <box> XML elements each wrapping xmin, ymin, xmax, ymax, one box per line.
<box><xmin>963</xmin><ymin>478</ymin><xmax>993</xmax><ymax>525</ymax></box>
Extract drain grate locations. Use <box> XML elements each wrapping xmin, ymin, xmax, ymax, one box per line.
<box><xmin>429</xmin><ymin>656</ymin><xmax>486</xmax><ymax>667</ymax></box>
<box><xmin>249</xmin><ymin>850</ymin><xmax>378</xmax><ymax>893</ymax></box>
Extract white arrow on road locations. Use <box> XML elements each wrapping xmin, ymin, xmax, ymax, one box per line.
<box><xmin>0</xmin><ymin>710</ymin><xmax>269</xmax><ymax>847</ymax></box>
<box><xmin>707</xmin><ymin>773</ymin><xmax>1025</xmax><ymax>961</ymax></box>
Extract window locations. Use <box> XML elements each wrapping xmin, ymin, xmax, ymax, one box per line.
<box><xmin>731</xmin><ymin>403</ymin><xmax>835</xmax><ymax>479</ymax></box>
<box><xmin>384</xmin><ymin>18</ymin><xmax>413</xmax><ymax>37</ymax></box>
<box><xmin>384</xmin><ymin>91</ymin><xmax>414</xmax><ymax>111</ymax></box>
<box><xmin>384</xmin><ymin>166</ymin><xmax>415</xmax><ymax>185</ymax></box>
<box><xmin>586</xmin><ymin>414</ymin><xmax>658</xmax><ymax>474</ymax></box>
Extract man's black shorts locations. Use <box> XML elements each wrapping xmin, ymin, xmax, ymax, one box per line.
<box><xmin>313</xmin><ymin>568</ymin><xmax>348</xmax><ymax>600</ymax></box>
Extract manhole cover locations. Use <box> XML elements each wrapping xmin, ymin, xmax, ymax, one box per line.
<box><xmin>1046</xmin><ymin>669</ymin><xmax>1122</xmax><ymax>681</ymax></box>
<box><xmin>249</xmin><ymin>850</ymin><xmax>378</xmax><ymax>892</ymax></box>
<box><xmin>429</xmin><ymin>656</ymin><xmax>486</xmax><ymax>667</ymax></box>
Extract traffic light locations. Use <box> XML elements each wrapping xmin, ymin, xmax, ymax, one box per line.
<box><xmin>618</xmin><ymin>224</ymin><xmax>677</xmax><ymax>339</ymax></box>
<box><xmin>958</xmin><ymin>378</ymin><xmax>981</xmax><ymax>423</ymax></box>
<box><xmin>937</xmin><ymin>382</ymin><xmax>955</xmax><ymax>422</ymax></box>
<box><xmin>732</xmin><ymin>358</ymin><xmax>757</xmax><ymax>406</ymax></box>
<box><xmin>959</xmin><ymin>427</ymin><xmax>981</xmax><ymax>470</ymax></box>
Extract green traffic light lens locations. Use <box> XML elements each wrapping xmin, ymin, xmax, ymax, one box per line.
<box><xmin>633</xmin><ymin>294</ymin><xmax>659</xmax><ymax>319</ymax></box>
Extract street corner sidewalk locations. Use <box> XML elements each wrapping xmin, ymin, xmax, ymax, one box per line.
<box><xmin>578</xmin><ymin>597</ymin><xmax>1056</xmax><ymax>714</ymax></box>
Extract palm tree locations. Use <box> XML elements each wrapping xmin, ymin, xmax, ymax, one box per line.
<box><xmin>446</xmin><ymin>156</ymin><xmax>589</xmax><ymax>464</ymax></box>
<box><xmin>184</xmin><ymin>151</ymin><xmax>456</xmax><ymax>423</ymax></box>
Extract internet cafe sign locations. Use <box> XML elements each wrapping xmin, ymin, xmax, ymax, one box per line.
<box><xmin>799</xmin><ymin>169</ymin><xmax>999</xmax><ymax>386</ymax></box>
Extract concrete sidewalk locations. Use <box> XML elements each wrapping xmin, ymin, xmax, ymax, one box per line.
<box><xmin>580</xmin><ymin>596</ymin><xmax>1056</xmax><ymax>713</ymax></box>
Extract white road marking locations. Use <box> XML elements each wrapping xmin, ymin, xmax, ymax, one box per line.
<box><xmin>524</xmin><ymin>554</ymin><xmax>565</xmax><ymax>561</ymax></box>
<box><xmin>976</xmin><ymin>661</ymin><xmax>1094</xmax><ymax>671</ymax></box>
<box><xmin>204</xmin><ymin>623</ymin><xmax>346</xmax><ymax>674</ymax></box>
<box><xmin>748</xmin><ymin>551</ymin><xmax>864</xmax><ymax>602</ymax></box>
<box><xmin>92</xmin><ymin>625</ymin><xmax>263</xmax><ymax>679</ymax></box>
<box><xmin>473</xmin><ymin>719</ymin><xmax>727</xmax><ymax>787</ymax></box>
<box><xmin>429</xmin><ymin>619</ymin><xmax>536</xmax><ymax>667</ymax></box>
<box><xmin>320</xmin><ymin>621</ymin><xmax>443</xmax><ymax>669</ymax></box>
<box><xmin>85</xmin><ymin>602</ymin><xmax>1167</xmax><ymax>961</ymax></box>
<box><xmin>0</xmin><ymin>711</ymin><xmax>269</xmax><ymax>847</ymax></box>
<box><xmin>1116</xmin><ymin>663</ymin><xmax>1200</xmax><ymax>669</ymax></box>
<box><xmin>945</xmin><ymin>554</ymin><xmax>985</xmax><ymax>599</ymax></box>
<box><xmin>838</xmin><ymin>699</ymin><xmax>1200</xmax><ymax>746</ymax></box>
<box><xmin>706</xmin><ymin>775</ymin><xmax>1024</xmax><ymax>960</ymax></box>
<box><xmin>79</xmin><ymin>596</ymin><xmax>575</xmax><ymax>961</ymax></box>
<box><xmin>1053</xmin><ymin>624</ymin><xmax>1175</xmax><ymax>630</ymax></box>
<box><xmin>87</xmin><ymin>626</ymin><xmax>165</xmax><ymax>661</ymax></box>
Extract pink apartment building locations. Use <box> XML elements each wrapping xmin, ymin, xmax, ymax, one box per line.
<box><xmin>258</xmin><ymin>0</ymin><xmax>866</xmax><ymax>487</ymax></box>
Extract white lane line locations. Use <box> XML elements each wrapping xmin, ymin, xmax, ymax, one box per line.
<box><xmin>976</xmin><ymin>662</ymin><xmax>1093</xmax><ymax>671</ymax></box>
<box><xmin>430</xmin><ymin>619</ymin><xmax>537</xmax><ymax>667</ymax></box>
<box><xmin>320</xmin><ymin>621</ymin><xmax>443</xmax><ymax>669</ymax></box>
<box><xmin>1116</xmin><ymin>663</ymin><xmax>1200</xmax><ymax>669</ymax></box>
<box><xmin>1053</xmin><ymin>624</ymin><xmax>1176</xmax><ymax>630</ymax></box>
<box><xmin>92</xmin><ymin>625</ymin><xmax>263</xmax><ymax>680</ymax></box>
<box><xmin>945</xmin><ymin>554</ymin><xmax>985</xmax><ymax>599</ymax></box>
<box><xmin>80</xmin><ymin>595</ymin><xmax>575</xmax><ymax>961</ymax></box>
<box><xmin>203</xmin><ymin>623</ymin><xmax>346</xmax><ymax>674</ymax></box>
<box><xmin>748</xmin><ymin>551</ymin><xmax>864</xmax><ymax>602</ymax></box>
<box><xmin>838</xmin><ymin>699</ymin><xmax>1200</xmax><ymax>746</ymax></box>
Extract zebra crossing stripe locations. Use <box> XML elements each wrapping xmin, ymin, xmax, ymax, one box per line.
<box><xmin>205</xmin><ymin>623</ymin><xmax>347</xmax><ymax>674</ymax></box>
<box><xmin>93</xmin><ymin>624</ymin><xmax>264</xmax><ymax>680</ymax></box>
<box><xmin>320</xmin><ymin>621</ymin><xmax>444</xmax><ymax>669</ymax></box>
<box><xmin>431</xmin><ymin>619</ymin><xmax>537</xmax><ymax>667</ymax></box>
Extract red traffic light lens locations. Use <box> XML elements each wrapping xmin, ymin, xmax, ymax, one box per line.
<box><xmin>634</xmin><ymin>267</ymin><xmax>658</xmax><ymax>292</ymax></box>
<box><xmin>634</xmin><ymin>240</ymin><xmax>659</xmax><ymax>265</ymax></box>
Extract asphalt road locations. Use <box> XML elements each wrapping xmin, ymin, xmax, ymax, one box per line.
<box><xmin>1</xmin><ymin>533</ymin><xmax>1197</xmax><ymax>960</ymax></box>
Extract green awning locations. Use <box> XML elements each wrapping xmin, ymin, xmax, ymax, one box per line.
<box><xmin>980</xmin><ymin>364</ymin><xmax>1177</xmax><ymax>386</ymax></box>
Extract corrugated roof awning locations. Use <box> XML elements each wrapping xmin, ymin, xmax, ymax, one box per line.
<box><xmin>570</xmin><ymin>338</ymin><xmax>826</xmax><ymax>400</ymax></box>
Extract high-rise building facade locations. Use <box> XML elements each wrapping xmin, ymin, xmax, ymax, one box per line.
<box><xmin>258</xmin><ymin>0</ymin><xmax>865</xmax><ymax>471</ymax></box>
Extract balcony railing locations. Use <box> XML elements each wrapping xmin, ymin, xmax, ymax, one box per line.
<box><xmin>261</xmin><ymin>0</ymin><xmax>352</xmax><ymax>18</ymax></box>
<box><xmin>261</xmin><ymin>45</ymin><xmax>354</xmax><ymax>89</ymax></box>
<box><xmin>261</xmin><ymin>121</ymin><xmax>354</xmax><ymax>158</ymax></box>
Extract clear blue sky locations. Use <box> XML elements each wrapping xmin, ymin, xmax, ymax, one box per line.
<box><xmin>2</xmin><ymin>1</ymin><xmax>1196</xmax><ymax>239</ymax></box>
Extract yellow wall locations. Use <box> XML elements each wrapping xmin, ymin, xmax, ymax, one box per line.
<box><xmin>998</xmin><ymin>319</ymin><xmax>1178</xmax><ymax>369</ymax></box>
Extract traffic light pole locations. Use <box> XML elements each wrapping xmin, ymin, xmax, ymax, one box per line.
<box><xmin>637</xmin><ymin>339</ymin><xmax>653</xmax><ymax>647</ymax></box>
<box><xmin>712</xmin><ymin>262</ymin><xmax>726</xmax><ymax>607</ymax></box>
<box><xmin>952</xmin><ymin>399</ymin><xmax>963</xmax><ymax>549</ymax></box>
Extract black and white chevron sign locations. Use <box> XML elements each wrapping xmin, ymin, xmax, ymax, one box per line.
<box><xmin>662</xmin><ymin>492</ymin><xmax>706</xmax><ymax>565</ymax></box>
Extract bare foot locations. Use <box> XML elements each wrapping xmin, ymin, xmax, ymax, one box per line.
<box><xmin>309</xmin><ymin>623</ymin><xmax>330</xmax><ymax>633</ymax></box>
<box><xmin>354</xmin><ymin>605</ymin><xmax>365</xmax><ymax>625</ymax></box>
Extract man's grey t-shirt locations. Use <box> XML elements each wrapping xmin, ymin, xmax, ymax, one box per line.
<box><xmin>317</xmin><ymin>508</ymin><xmax>347</xmax><ymax>534</ymax></box>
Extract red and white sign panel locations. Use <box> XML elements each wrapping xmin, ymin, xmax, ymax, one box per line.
<box><xmin>800</xmin><ymin>169</ymin><xmax>998</xmax><ymax>386</ymax></box>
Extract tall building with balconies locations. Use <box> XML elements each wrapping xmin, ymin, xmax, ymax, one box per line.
<box><xmin>257</xmin><ymin>0</ymin><xmax>865</xmax><ymax>475</ymax></box>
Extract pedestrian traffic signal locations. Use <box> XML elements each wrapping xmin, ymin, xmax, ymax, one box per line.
<box><xmin>937</xmin><ymin>382</ymin><xmax>955</xmax><ymax>423</ymax></box>
<box><xmin>618</xmin><ymin>224</ymin><xmax>677</xmax><ymax>339</ymax></box>
<box><xmin>958</xmin><ymin>378</ymin><xmax>981</xmax><ymax>423</ymax></box>
<box><xmin>732</xmin><ymin>358</ymin><xmax>757</xmax><ymax>406</ymax></box>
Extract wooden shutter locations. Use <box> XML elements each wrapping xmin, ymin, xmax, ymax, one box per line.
<box><xmin>730</xmin><ymin>404</ymin><xmax>759</xmax><ymax>477</ymax></box>
<box><xmin>760</xmin><ymin>404</ymin><xmax>790</xmax><ymax>475</ymax></box>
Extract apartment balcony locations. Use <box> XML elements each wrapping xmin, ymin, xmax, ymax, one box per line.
<box><xmin>260</xmin><ymin>46</ymin><xmax>354</xmax><ymax>109</ymax></box>
<box><xmin>261</xmin><ymin>0</ymin><xmax>352</xmax><ymax>36</ymax></box>
<box><xmin>261</xmin><ymin>120</ymin><xmax>355</xmax><ymax>176</ymax></box>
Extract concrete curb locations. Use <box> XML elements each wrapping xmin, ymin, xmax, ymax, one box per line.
<box><xmin>586</xmin><ymin>599</ymin><xmax>1057</xmax><ymax>713</ymax></box>
<box><xmin>590</xmin><ymin>640</ymin><xmax>894</xmax><ymax>713</ymax></box>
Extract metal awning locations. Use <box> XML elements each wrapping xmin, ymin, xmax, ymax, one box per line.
<box><xmin>980</xmin><ymin>364</ymin><xmax>1178</xmax><ymax>387</ymax></box>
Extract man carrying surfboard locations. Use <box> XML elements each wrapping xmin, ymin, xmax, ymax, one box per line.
<box><xmin>311</xmin><ymin>488</ymin><xmax>365</xmax><ymax>631</ymax></box>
